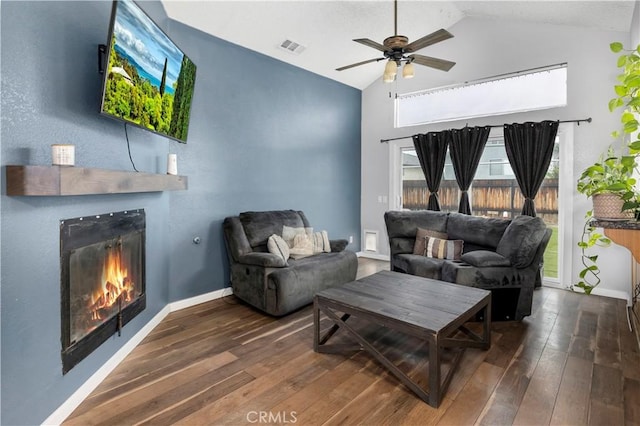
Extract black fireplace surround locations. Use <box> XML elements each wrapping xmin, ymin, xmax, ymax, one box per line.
<box><xmin>60</xmin><ymin>209</ymin><xmax>146</xmax><ymax>374</ymax></box>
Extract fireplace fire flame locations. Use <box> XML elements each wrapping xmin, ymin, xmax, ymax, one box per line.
<box><xmin>89</xmin><ymin>244</ymin><xmax>135</xmax><ymax>320</ymax></box>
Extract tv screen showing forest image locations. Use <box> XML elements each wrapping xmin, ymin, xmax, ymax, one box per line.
<box><xmin>100</xmin><ymin>0</ymin><xmax>196</xmax><ymax>143</ymax></box>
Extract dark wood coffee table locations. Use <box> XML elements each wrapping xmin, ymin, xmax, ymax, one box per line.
<box><xmin>313</xmin><ymin>270</ymin><xmax>491</xmax><ymax>407</ymax></box>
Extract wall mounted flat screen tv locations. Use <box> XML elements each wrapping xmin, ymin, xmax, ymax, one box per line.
<box><xmin>100</xmin><ymin>0</ymin><xmax>197</xmax><ymax>143</ymax></box>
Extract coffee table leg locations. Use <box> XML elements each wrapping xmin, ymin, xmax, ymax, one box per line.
<box><xmin>321</xmin><ymin>306</ymin><xmax>432</xmax><ymax>404</ymax></box>
<box><xmin>429</xmin><ymin>334</ymin><xmax>441</xmax><ymax>407</ymax></box>
<box><xmin>314</xmin><ymin>299</ymin><xmax>353</xmax><ymax>351</ymax></box>
<box><xmin>482</xmin><ymin>298</ymin><xmax>491</xmax><ymax>350</ymax></box>
<box><xmin>313</xmin><ymin>298</ymin><xmax>320</xmax><ymax>352</ymax></box>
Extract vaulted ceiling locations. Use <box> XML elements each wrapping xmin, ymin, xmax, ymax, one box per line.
<box><xmin>161</xmin><ymin>1</ymin><xmax>637</xmax><ymax>89</ymax></box>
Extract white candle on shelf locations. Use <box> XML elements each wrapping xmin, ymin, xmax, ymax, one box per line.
<box><xmin>52</xmin><ymin>144</ymin><xmax>75</xmax><ymax>166</ymax></box>
<box><xmin>167</xmin><ymin>153</ymin><xmax>178</xmax><ymax>175</ymax></box>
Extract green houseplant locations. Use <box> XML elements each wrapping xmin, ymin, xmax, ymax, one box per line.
<box><xmin>574</xmin><ymin>42</ymin><xmax>640</xmax><ymax>294</ymax></box>
<box><xmin>610</xmin><ymin>41</ymin><xmax>640</xmax><ymax>216</ymax></box>
<box><xmin>575</xmin><ymin>210</ymin><xmax>610</xmax><ymax>294</ymax></box>
<box><xmin>576</xmin><ymin>145</ymin><xmax>638</xmax><ymax>219</ymax></box>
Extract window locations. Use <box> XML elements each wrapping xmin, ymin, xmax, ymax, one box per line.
<box><xmin>401</xmin><ymin>147</ymin><xmax>458</xmax><ymax>213</ymax></box>
<box><xmin>489</xmin><ymin>159</ymin><xmax>504</xmax><ymax>176</ymax></box>
<box><xmin>395</xmin><ymin>64</ymin><xmax>567</xmax><ymax>128</ymax></box>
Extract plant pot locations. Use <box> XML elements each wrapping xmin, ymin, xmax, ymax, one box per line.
<box><xmin>592</xmin><ymin>193</ymin><xmax>634</xmax><ymax>220</ymax></box>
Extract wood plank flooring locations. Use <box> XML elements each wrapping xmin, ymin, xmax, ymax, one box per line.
<box><xmin>64</xmin><ymin>258</ymin><xmax>640</xmax><ymax>425</ymax></box>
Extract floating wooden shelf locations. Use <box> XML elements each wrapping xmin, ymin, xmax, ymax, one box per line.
<box><xmin>5</xmin><ymin>165</ymin><xmax>187</xmax><ymax>196</ymax></box>
<box><xmin>592</xmin><ymin>219</ymin><xmax>640</xmax><ymax>263</ymax></box>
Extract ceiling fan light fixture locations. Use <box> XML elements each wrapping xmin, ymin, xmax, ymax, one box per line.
<box><xmin>402</xmin><ymin>62</ymin><xmax>415</xmax><ymax>79</ymax></box>
<box><xmin>384</xmin><ymin>60</ymin><xmax>398</xmax><ymax>76</ymax></box>
<box><xmin>335</xmin><ymin>0</ymin><xmax>455</xmax><ymax>82</ymax></box>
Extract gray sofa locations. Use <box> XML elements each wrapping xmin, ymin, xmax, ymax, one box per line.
<box><xmin>384</xmin><ymin>210</ymin><xmax>551</xmax><ymax>320</ymax></box>
<box><xmin>223</xmin><ymin>210</ymin><xmax>358</xmax><ymax>316</ymax></box>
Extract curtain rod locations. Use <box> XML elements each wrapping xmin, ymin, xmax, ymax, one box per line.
<box><xmin>379</xmin><ymin>117</ymin><xmax>592</xmax><ymax>143</ymax></box>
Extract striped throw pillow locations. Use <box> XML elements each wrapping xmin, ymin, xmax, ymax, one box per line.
<box><xmin>312</xmin><ymin>230</ymin><xmax>331</xmax><ymax>253</ymax></box>
<box><xmin>424</xmin><ymin>237</ymin><xmax>463</xmax><ymax>260</ymax></box>
<box><xmin>413</xmin><ymin>227</ymin><xmax>448</xmax><ymax>256</ymax></box>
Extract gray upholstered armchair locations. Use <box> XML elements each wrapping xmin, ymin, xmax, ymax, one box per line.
<box><xmin>223</xmin><ymin>210</ymin><xmax>357</xmax><ymax>316</ymax></box>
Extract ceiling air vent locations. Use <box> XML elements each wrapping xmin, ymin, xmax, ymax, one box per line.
<box><xmin>279</xmin><ymin>39</ymin><xmax>306</xmax><ymax>55</ymax></box>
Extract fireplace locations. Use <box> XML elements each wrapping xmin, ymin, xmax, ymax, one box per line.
<box><xmin>60</xmin><ymin>209</ymin><xmax>145</xmax><ymax>374</ymax></box>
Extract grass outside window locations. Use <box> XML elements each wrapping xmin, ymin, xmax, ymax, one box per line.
<box><xmin>543</xmin><ymin>225</ymin><xmax>558</xmax><ymax>279</ymax></box>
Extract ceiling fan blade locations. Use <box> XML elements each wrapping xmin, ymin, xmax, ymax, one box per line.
<box><xmin>409</xmin><ymin>54</ymin><xmax>456</xmax><ymax>72</ymax></box>
<box><xmin>336</xmin><ymin>58</ymin><xmax>383</xmax><ymax>71</ymax></box>
<box><xmin>353</xmin><ymin>38</ymin><xmax>387</xmax><ymax>52</ymax></box>
<box><xmin>404</xmin><ymin>29</ymin><xmax>453</xmax><ymax>53</ymax></box>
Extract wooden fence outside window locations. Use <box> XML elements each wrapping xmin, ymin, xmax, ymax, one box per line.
<box><xmin>402</xmin><ymin>179</ymin><xmax>559</xmax><ymax>225</ymax></box>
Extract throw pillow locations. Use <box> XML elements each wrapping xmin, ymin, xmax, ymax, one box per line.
<box><xmin>267</xmin><ymin>234</ymin><xmax>290</xmax><ymax>265</ymax></box>
<box><xmin>282</xmin><ymin>225</ymin><xmax>313</xmax><ymax>248</ymax></box>
<box><xmin>413</xmin><ymin>227</ymin><xmax>449</xmax><ymax>256</ymax></box>
<box><xmin>496</xmin><ymin>215</ymin><xmax>548</xmax><ymax>268</ymax></box>
<box><xmin>289</xmin><ymin>233</ymin><xmax>314</xmax><ymax>259</ymax></box>
<box><xmin>461</xmin><ymin>250</ymin><xmax>511</xmax><ymax>267</ymax></box>
<box><xmin>423</xmin><ymin>236</ymin><xmax>463</xmax><ymax>260</ymax></box>
<box><xmin>312</xmin><ymin>230</ymin><xmax>331</xmax><ymax>253</ymax></box>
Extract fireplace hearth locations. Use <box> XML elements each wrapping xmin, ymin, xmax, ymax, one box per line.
<box><xmin>60</xmin><ymin>209</ymin><xmax>145</xmax><ymax>374</ymax></box>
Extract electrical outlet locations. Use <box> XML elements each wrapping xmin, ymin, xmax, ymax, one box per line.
<box><xmin>349</xmin><ymin>235</ymin><xmax>353</xmax><ymax>244</ymax></box>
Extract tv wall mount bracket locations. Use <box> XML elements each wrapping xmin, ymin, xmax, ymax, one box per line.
<box><xmin>98</xmin><ymin>44</ymin><xmax>107</xmax><ymax>74</ymax></box>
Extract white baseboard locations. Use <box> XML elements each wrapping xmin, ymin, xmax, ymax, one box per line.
<box><xmin>357</xmin><ymin>252</ymin><xmax>390</xmax><ymax>261</ymax></box>
<box><xmin>584</xmin><ymin>287</ymin><xmax>631</xmax><ymax>305</ymax></box>
<box><xmin>168</xmin><ymin>287</ymin><xmax>233</xmax><ymax>312</ymax></box>
<box><xmin>42</xmin><ymin>287</ymin><xmax>234</xmax><ymax>425</ymax></box>
<box><xmin>543</xmin><ymin>281</ymin><xmax>631</xmax><ymax>305</ymax></box>
<box><xmin>542</xmin><ymin>281</ymin><xmax>565</xmax><ymax>290</ymax></box>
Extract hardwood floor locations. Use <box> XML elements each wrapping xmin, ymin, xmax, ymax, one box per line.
<box><xmin>64</xmin><ymin>258</ymin><xmax>640</xmax><ymax>426</ymax></box>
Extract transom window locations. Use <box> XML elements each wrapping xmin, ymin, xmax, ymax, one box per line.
<box><xmin>395</xmin><ymin>64</ymin><xmax>567</xmax><ymax>128</ymax></box>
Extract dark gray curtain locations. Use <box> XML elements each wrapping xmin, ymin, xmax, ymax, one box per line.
<box><xmin>503</xmin><ymin>120</ymin><xmax>559</xmax><ymax>216</ymax></box>
<box><xmin>449</xmin><ymin>126</ymin><xmax>491</xmax><ymax>215</ymax></box>
<box><xmin>413</xmin><ymin>131</ymin><xmax>451</xmax><ymax>211</ymax></box>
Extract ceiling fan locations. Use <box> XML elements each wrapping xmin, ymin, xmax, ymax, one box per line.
<box><xmin>336</xmin><ymin>0</ymin><xmax>456</xmax><ymax>82</ymax></box>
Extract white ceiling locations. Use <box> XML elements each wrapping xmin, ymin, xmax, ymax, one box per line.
<box><xmin>161</xmin><ymin>0</ymin><xmax>637</xmax><ymax>89</ymax></box>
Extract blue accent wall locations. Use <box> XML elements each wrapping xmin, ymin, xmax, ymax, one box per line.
<box><xmin>0</xmin><ymin>1</ymin><xmax>361</xmax><ymax>424</ymax></box>
<box><xmin>165</xmin><ymin>19</ymin><xmax>362</xmax><ymax>301</ymax></box>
